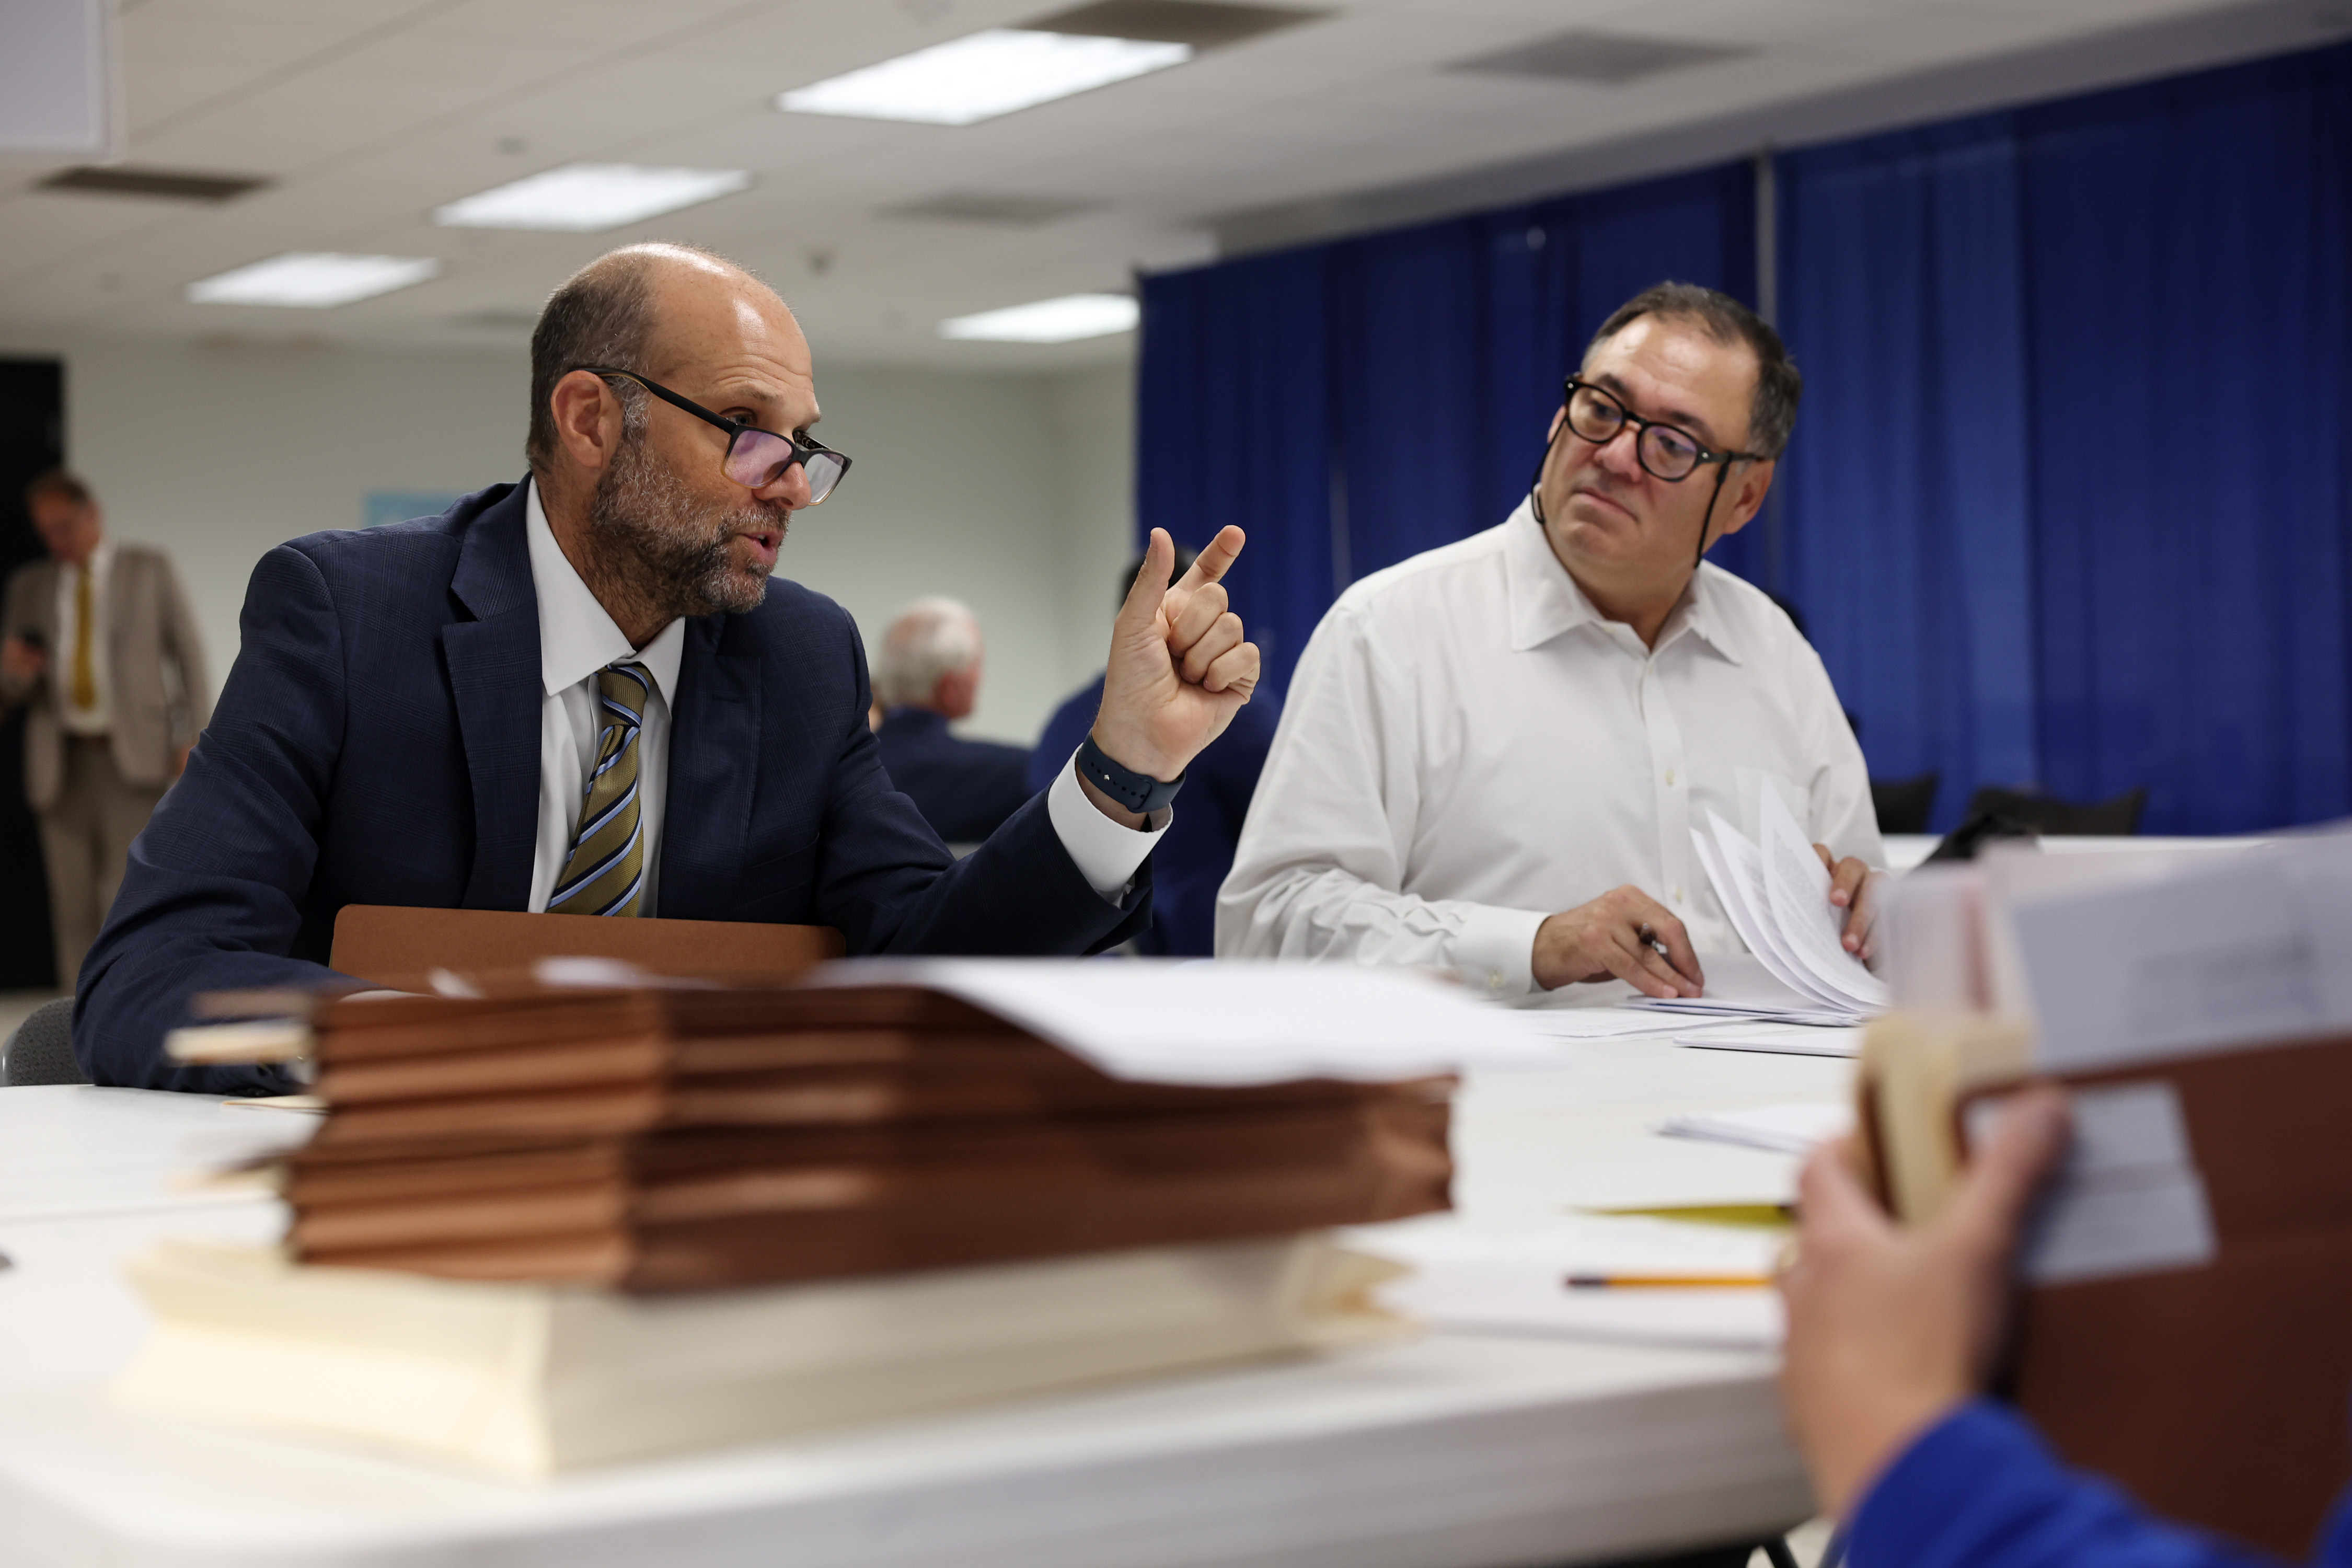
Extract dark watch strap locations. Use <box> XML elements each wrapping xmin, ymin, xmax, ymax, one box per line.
<box><xmin>1076</xmin><ymin>734</ymin><xmax>1184</xmax><ymax>814</ymax></box>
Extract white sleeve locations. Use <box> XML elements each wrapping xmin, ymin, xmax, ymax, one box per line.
<box><xmin>1214</xmin><ymin>602</ymin><xmax>1550</xmax><ymax>998</ymax></box>
<box><xmin>1045</xmin><ymin>748</ymin><xmax>1170</xmax><ymax>903</ymax></box>
<box><xmin>1795</xmin><ymin>641</ymin><xmax>1886</xmax><ymax>869</ymax></box>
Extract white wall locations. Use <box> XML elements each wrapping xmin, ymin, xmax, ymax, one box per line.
<box><xmin>0</xmin><ymin>336</ymin><xmax>1136</xmax><ymax>746</ymax></box>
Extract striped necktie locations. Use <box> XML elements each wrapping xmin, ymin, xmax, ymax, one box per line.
<box><xmin>548</xmin><ymin>661</ymin><xmax>651</xmax><ymax>917</ymax></box>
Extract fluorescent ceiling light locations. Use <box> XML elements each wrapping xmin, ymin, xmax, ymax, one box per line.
<box><xmin>780</xmin><ymin>30</ymin><xmax>1190</xmax><ymax>125</ymax></box>
<box><xmin>186</xmin><ymin>252</ymin><xmax>440</xmax><ymax>308</ymax></box>
<box><xmin>434</xmin><ymin>163</ymin><xmax>751</xmax><ymax>232</ymax></box>
<box><xmin>939</xmin><ymin>293</ymin><xmax>1139</xmax><ymax>343</ymax></box>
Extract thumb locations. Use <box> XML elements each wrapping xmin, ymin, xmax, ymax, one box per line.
<box><xmin>1945</xmin><ymin>1087</ymin><xmax>2071</xmax><ymax>1256</ymax></box>
<box><xmin>1115</xmin><ymin>528</ymin><xmax>1174</xmax><ymax>644</ymax></box>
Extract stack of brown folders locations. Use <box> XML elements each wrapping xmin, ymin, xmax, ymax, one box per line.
<box><xmin>279</xmin><ymin>981</ymin><xmax>1454</xmax><ymax>1292</ymax></box>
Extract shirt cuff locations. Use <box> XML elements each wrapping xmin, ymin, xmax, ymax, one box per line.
<box><xmin>1454</xmin><ymin>903</ymin><xmax>1550</xmax><ymax>999</ymax></box>
<box><xmin>1045</xmin><ymin>748</ymin><xmax>1171</xmax><ymax>903</ymax></box>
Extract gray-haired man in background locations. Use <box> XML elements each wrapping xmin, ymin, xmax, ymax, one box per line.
<box><xmin>872</xmin><ymin>595</ymin><xmax>1034</xmax><ymax>845</ymax></box>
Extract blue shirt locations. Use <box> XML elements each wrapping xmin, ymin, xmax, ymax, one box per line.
<box><xmin>1029</xmin><ymin>676</ymin><xmax>1282</xmax><ymax>957</ymax></box>
<box><xmin>1857</xmin><ymin>1400</ymin><xmax>2352</xmax><ymax>1567</ymax></box>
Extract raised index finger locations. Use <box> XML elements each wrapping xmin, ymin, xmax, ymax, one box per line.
<box><xmin>1174</xmin><ymin>525</ymin><xmax>1246</xmax><ymax>593</ymax></box>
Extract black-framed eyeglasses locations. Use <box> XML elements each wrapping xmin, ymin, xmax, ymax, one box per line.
<box><xmin>1560</xmin><ymin>377</ymin><xmax>1759</xmax><ymax>482</ymax></box>
<box><xmin>575</xmin><ymin>365</ymin><xmax>851</xmax><ymax>505</ymax></box>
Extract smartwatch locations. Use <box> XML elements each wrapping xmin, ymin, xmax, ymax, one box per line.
<box><xmin>1076</xmin><ymin>734</ymin><xmax>1184</xmax><ymax>815</ymax></box>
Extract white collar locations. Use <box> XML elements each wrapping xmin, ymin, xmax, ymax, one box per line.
<box><xmin>1503</xmin><ymin>497</ymin><xmax>1743</xmax><ymax>665</ymax></box>
<box><xmin>64</xmin><ymin>537</ymin><xmax>114</xmax><ymax>582</ymax></box>
<box><xmin>522</xmin><ymin>479</ymin><xmax>686</xmax><ymax>705</ymax></box>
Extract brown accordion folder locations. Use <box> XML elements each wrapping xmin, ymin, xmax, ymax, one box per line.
<box><xmin>1866</xmin><ymin>1020</ymin><xmax>2352</xmax><ymax>1557</ymax></box>
<box><xmin>329</xmin><ymin>904</ymin><xmax>845</xmax><ymax>993</ymax></box>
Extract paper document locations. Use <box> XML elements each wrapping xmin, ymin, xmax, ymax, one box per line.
<box><xmin>1997</xmin><ymin>834</ymin><xmax>2349</xmax><ymax>1072</ymax></box>
<box><xmin>1967</xmin><ymin>1080</ymin><xmax>2217</xmax><ymax>1285</ymax></box>
<box><xmin>1625</xmin><ymin>950</ymin><xmax>1862</xmax><ymax>1027</ymax></box>
<box><xmin>1757</xmin><ymin>785</ymin><xmax>1890</xmax><ymax>1011</ymax></box>
<box><xmin>1695</xmin><ymin>815</ymin><xmax>1847</xmax><ymax>1009</ymax></box>
<box><xmin>807</xmin><ymin>959</ymin><xmax>1560</xmax><ymax>1086</ymax></box>
<box><xmin>1350</xmin><ymin>1216</ymin><xmax>1782</xmax><ymax>1350</ymax></box>
<box><xmin>1656</xmin><ymin>1102</ymin><xmax>1853</xmax><ymax>1155</ymax></box>
<box><xmin>1676</xmin><ymin>1024</ymin><xmax>1863</xmax><ymax>1058</ymax></box>
<box><xmin>1682</xmin><ymin>780</ymin><xmax>1888</xmax><ymax>1020</ymax></box>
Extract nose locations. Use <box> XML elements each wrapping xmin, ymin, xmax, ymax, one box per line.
<box><xmin>757</xmin><ymin>458</ymin><xmax>812</xmax><ymax>510</ymax></box>
<box><xmin>1589</xmin><ymin>421</ymin><xmax>1646</xmax><ymax>480</ymax></box>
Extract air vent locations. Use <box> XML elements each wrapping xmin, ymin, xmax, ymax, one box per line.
<box><xmin>1451</xmin><ymin>30</ymin><xmax>1754</xmax><ymax>85</ymax></box>
<box><xmin>1023</xmin><ymin>0</ymin><xmax>1324</xmax><ymax>49</ymax></box>
<box><xmin>38</xmin><ymin>166</ymin><xmax>270</xmax><ymax>202</ymax></box>
<box><xmin>880</xmin><ymin>192</ymin><xmax>1100</xmax><ymax>226</ymax></box>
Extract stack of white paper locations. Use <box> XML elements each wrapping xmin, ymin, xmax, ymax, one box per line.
<box><xmin>1685</xmin><ymin>780</ymin><xmax>1888</xmax><ymax>1020</ymax></box>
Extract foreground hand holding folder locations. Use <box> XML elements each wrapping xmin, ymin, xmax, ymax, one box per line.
<box><xmin>123</xmin><ymin>958</ymin><xmax>1555</xmax><ymax>1474</ymax></box>
<box><xmin>1861</xmin><ymin>829</ymin><xmax>2352</xmax><ymax>1555</ymax></box>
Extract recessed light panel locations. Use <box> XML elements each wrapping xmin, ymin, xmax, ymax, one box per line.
<box><xmin>939</xmin><ymin>293</ymin><xmax>1139</xmax><ymax>342</ymax></box>
<box><xmin>434</xmin><ymin>164</ymin><xmax>752</xmax><ymax>232</ymax></box>
<box><xmin>187</xmin><ymin>253</ymin><xmax>440</xmax><ymax>308</ymax></box>
<box><xmin>780</xmin><ymin>30</ymin><xmax>1190</xmax><ymax>125</ymax></box>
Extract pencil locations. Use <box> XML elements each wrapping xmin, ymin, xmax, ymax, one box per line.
<box><xmin>1564</xmin><ymin>1274</ymin><xmax>1771</xmax><ymax>1289</ymax></box>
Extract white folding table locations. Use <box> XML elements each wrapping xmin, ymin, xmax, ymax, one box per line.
<box><xmin>0</xmin><ymin>1035</ymin><xmax>1847</xmax><ymax>1568</ymax></box>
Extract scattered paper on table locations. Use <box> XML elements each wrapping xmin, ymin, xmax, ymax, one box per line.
<box><xmin>1348</xmin><ymin>1216</ymin><xmax>1782</xmax><ymax>1350</ymax></box>
<box><xmin>1677</xmin><ymin>1024</ymin><xmax>1863</xmax><ymax>1058</ymax></box>
<box><xmin>1656</xmin><ymin>1102</ymin><xmax>1853</xmax><ymax>1156</ymax></box>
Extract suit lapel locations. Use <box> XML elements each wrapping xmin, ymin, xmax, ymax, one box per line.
<box><xmin>442</xmin><ymin>485</ymin><xmax>541</xmax><ymax>910</ymax></box>
<box><xmin>659</xmin><ymin>615</ymin><xmax>760</xmax><ymax>917</ymax></box>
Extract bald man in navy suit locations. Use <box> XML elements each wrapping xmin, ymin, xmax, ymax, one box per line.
<box><xmin>78</xmin><ymin>243</ymin><xmax>1263</xmax><ymax>1092</ymax></box>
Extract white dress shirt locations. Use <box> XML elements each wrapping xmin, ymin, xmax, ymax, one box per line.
<box><xmin>521</xmin><ymin>482</ymin><xmax>1161</xmax><ymax>915</ymax></box>
<box><xmin>1217</xmin><ymin>501</ymin><xmax>1882</xmax><ymax>997</ymax></box>
<box><xmin>52</xmin><ymin>538</ymin><xmax>114</xmax><ymax>737</ymax></box>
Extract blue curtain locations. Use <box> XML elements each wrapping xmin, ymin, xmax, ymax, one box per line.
<box><xmin>1779</xmin><ymin>41</ymin><xmax>2352</xmax><ymax>832</ymax></box>
<box><xmin>1137</xmin><ymin>162</ymin><xmax>1757</xmax><ymax>691</ymax></box>
<box><xmin>1777</xmin><ymin>120</ymin><xmax>2039</xmax><ymax>829</ymax></box>
<box><xmin>1135</xmin><ymin>249</ymin><xmax>1334</xmax><ymax>690</ymax></box>
<box><xmin>2019</xmin><ymin>49</ymin><xmax>2352</xmax><ymax>833</ymax></box>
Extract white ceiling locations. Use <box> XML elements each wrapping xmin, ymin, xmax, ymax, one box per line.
<box><xmin>0</xmin><ymin>0</ymin><xmax>2342</xmax><ymax>371</ymax></box>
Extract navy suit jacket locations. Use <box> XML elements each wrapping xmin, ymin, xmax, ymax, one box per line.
<box><xmin>77</xmin><ymin>483</ymin><xmax>1149</xmax><ymax>1093</ymax></box>
<box><xmin>1029</xmin><ymin>675</ymin><xmax>1279</xmax><ymax>958</ymax></box>
<box><xmin>874</xmin><ymin>708</ymin><xmax>1032</xmax><ymax>843</ymax></box>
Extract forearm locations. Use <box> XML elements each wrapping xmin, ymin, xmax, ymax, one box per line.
<box><xmin>1215</xmin><ymin>859</ymin><xmax>1547</xmax><ymax>994</ymax></box>
<box><xmin>1853</xmin><ymin>1402</ymin><xmax>2286</xmax><ymax>1568</ymax></box>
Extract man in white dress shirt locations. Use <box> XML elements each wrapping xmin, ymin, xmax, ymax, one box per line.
<box><xmin>1218</xmin><ymin>282</ymin><xmax>1881</xmax><ymax>1000</ymax></box>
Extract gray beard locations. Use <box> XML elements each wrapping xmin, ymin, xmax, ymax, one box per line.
<box><xmin>585</xmin><ymin>434</ymin><xmax>788</xmax><ymax>622</ymax></box>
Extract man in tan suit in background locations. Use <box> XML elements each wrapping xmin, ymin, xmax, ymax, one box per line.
<box><xmin>0</xmin><ymin>470</ymin><xmax>211</xmax><ymax>987</ymax></box>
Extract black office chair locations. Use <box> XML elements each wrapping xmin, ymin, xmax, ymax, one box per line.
<box><xmin>1870</xmin><ymin>772</ymin><xmax>1940</xmax><ymax>835</ymax></box>
<box><xmin>1</xmin><ymin>997</ymin><xmax>85</xmax><ymax>1086</ymax></box>
<box><xmin>1962</xmin><ymin>785</ymin><xmax>2146</xmax><ymax>837</ymax></box>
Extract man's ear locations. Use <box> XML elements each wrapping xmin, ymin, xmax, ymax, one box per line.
<box><xmin>549</xmin><ymin>370</ymin><xmax>624</xmax><ymax>479</ymax></box>
<box><xmin>1712</xmin><ymin>457</ymin><xmax>1777</xmax><ymax>538</ymax></box>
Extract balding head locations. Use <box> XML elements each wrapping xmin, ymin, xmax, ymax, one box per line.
<box><xmin>525</xmin><ymin>242</ymin><xmax>825</xmax><ymax>647</ymax></box>
<box><xmin>526</xmin><ymin>243</ymin><xmax>793</xmax><ymax>474</ymax></box>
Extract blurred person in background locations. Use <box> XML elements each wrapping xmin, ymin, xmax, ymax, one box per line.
<box><xmin>0</xmin><ymin>470</ymin><xmax>210</xmax><ymax>988</ymax></box>
<box><xmin>1033</xmin><ymin>548</ymin><xmax>1282</xmax><ymax>956</ymax></box>
<box><xmin>873</xmin><ymin>595</ymin><xmax>1033</xmax><ymax>845</ymax></box>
